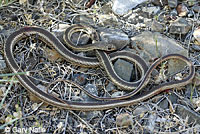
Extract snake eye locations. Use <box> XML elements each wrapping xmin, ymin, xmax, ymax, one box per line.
<box><xmin>107</xmin><ymin>44</ymin><xmax>116</xmax><ymax>51</ymax></box>
<box><xmin>107</xmin><ymin>46</ymin><xmax>112</xmax><ymax>50</ymax></box>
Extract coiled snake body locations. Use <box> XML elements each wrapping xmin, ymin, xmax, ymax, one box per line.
<box><xmin>4</xmin><ymin>24</ymin><xmax>195</xmax><ymax>111</ymax></box>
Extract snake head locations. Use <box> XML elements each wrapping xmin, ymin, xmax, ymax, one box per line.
<box><xmin>104</xmin><ymin>43</ymin><xmax>117</xmax><ymax>51</ymax></box>
<box><xmin>93</xmin><ymin>42</ymin><xmax>117</xmax><ymax>51</ymax></box>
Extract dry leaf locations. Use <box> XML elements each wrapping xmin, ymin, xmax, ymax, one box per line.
<box><xmin>25</xmin><ymin>14</ymin><xmax>33</xmax><ymax>25</ymax></box>
<box><xmin>0</xmin><ymin>88</ymin><xmax>3</xmax><ymax>97</ymax></box>
<box><xmin>116</xmin><ymin>113</ymin><xmax>133</xmax><ymax>127</ymax></box>
<box><xmin>193</xmin><ymin>27</ymin><xmax>200</xmax><ymax>45</ymax></box>
<box><xmin>5</xmin><ymin>116</ymin><xmax>12</xmax><ymax>123</ymax></box>
<box><xmin>19</xmin><ymin>0</ymin><xmax>27</xmax><ymax>5</ymax></box>
<box><xmin>45</xmin><ymin>48</ymin><xmax>62</xmax><ymax>62</ymax></box>
<box><xmin>29</xmin><ymin>93</ymin><xmax>42</xmax><ymax>103</ymax></box>
<box><xmin>168</xmin><ymin>99</ymin><xmax>175</xmax><ymax>114</ymax></box>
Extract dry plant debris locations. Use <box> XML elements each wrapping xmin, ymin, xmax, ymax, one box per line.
<box><xmin>0</xmin><ymin>0</ymin><xmax>200</xmax><ymax>133</ymax></box>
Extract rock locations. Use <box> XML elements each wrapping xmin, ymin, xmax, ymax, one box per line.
<box><xmin>116</xmin><ymin>113</ymin><xmax>133</xmax><ymax>127</ymax></box>
<box><xmin>175</xmin><ymin>104</ymin><xmax>200</xmax><ymax>124</ymax></box>
<box><xmin>127</xmin><ymin>13</ymin><xmax>140</xmax><ymax>25</ymax></box>
<box><xmin>168</xmin><ymin>58</ymin><xmax>188</xmax><ymax>75</ymax></box>
<box><xmin>167</xmin><ymin>0</ymin><xmax>177</xmax><ymax>8</ymax></box>
<box><xmin>106</xmin><ymin>82</ymin><xmax>116</xmax><ymax>92</ymax></box>
<box><xmin>141</xmin><ymin>6</ymin><xmax>160</xmax><ymax>15</ymax></box>
<box><xmin>28</xmin><ymin>0</ymin><xmax>37</xmax><ymax>5</ymax></box>
<box><xmin>193</xmin><ymin>5</ymin><xmax>200</xmax><ymax>13</ymax></box>
<box><xmin>71</xmin><ymin>0</ymin><xmax>87</xmax><ymax>4</ymax></box>
<box><xmin>0</xmin><ymin>60</ymin><xmax>6</xmax><ymax>70</ymax></box>
<box><xmin>82</xmin><ymin>84</ymin><xmax>98</xmax><ymax>101</ymax></box>
<box><xmin>187</xmin><ymin>0</ymin><xmax>198</xmax><ymax>6</ymax></box>
<box><xmin>80</xmin><ymin>111</ymin><xmax>101</xmax><ymax>121</ymax></box>
<box><xmin>169</xmin><ymin>18</ymin><xmax>192</xmax><ymax>34</ymax></box>
<box><xmin>32</xmin><ymin>13</ymin><xmax>40</xmax><ymax>20</ymax></box>
<box><xmin>151</xmin><ymin>20</ymin><xmax>165</xmax><ymax>32</ymax></box>
<box><xmin>159</xmin><ymin>98</ymin><xmax>169</xmax><ymax>109</ymax></box>
<box><xmin>73</xmin><ymin>15</ymin><xmax>95</xmax><ymax>25</ymax></box>
<box><xmin>71</xmin><ymin>33</ymin><xmax>90</xmax><ymax>46</ymax></box>
<box><xmin>112</xmin><ymin>0</ymin><xmax>148</xmax><ymax>15</ymax></box>
<box><xmin>36</xmin><ymin>84</ymin><xmax>46</xmax><ymax>91</ymax></box>
<box><xmin>194</xmin><ymin>124</ymin><xmax>200</xmax><ymax>133</ymax></box>
<box><xmin>29</xmin><ymin>85</ymin><xmax>46</xmax><ymax>103</ymax></box>
<box><xmin>158</xmin><ymin>93</ymin><xmax>178</xmax><ymax>109</ymax></box>
<box><xmin>0</xmin><ymin>25</ymin><xmax>3</xmax><ymax>31</ymax></box>
<box><xmin>192</xmin><ymin>98</ymin><xmax>200</xmax><ymax>111</ymax></box>
<box><xmin>192</xmin><ymin>73</ymin><xmax>200</xmax><ymax>86</ymax></box>
<box><xmin>187</xmin><ymin>10</ymin><xmax>194</xmax><ymax>18</ymax></box>
<box><xmin>133</xmin><ymin>106</ymin><xmax>148</xmax><ymax>116</ymax></box>
<box><xmin>177</xmin><ymin>4</ymin><xmax>189</xmax><ymax>17</ymax></box>
<box><xmin>45</xmin><ymin>48</ymin><xmax>62</xmax><ymax>62</ymax></box>
<box><xmin>169</xmin><ymin>93</ymin><xmax>178</xmax><ymax>104</ymax></box>
<box><xmin>111</xmin><ymin>91</ymin><xmax>124</xmax><ymax>97</ymax></box>
<box><xmin>170</xmin><ymin>9</ymin><xmax>178</xmax><ymax>16</ymax></box>
<box><xmin>193</xmin><ymin>27</ymin><xmax>200</xmax><ymax>45</ymax></box>
<box><xmin>146</xmin><ymin>114</ymin><xmax>157</xmax><ymax>132</ymax></box>
<box><xmin>151</xmin><ymin>0</ymin><xmax>168</xmax><ymax>6</ymax></box>
<box><xmin>185</xmin><ymin>85</ymin><xmax>198</xmax><ymax>98</ymax></box>
<box><xmin>131</xmin><ymin>31</ymin><xmax>187</xmax><ymax>74</ymax></box>
<box><xmin>71</xmin><ymin>96</ymin><xmax>84</xmax><ymax>101</ymax></box>
<box><xmin>55</xmin><ymin>24</ymin><xmax>70</xmax><ymax>32</ymax></box>
<box><xmin>191</xmin><ymin>44</ymin><xmax>200</xmax><ymax>51</ymax></box>
<box><xmin>10</xmin><ymin>15</ymin><xmax>18</xmax><ymax>21</ymax></box>
<box><xmin>99</xmin><ymin>28</ymin><xmax>130</xmax><ymax>50</ymax></box>
<box><xmin>101</xmin><ymin>2</ymin><xmax>113</xmax><ymax>14</ymax></box>
<box><xmin>72</xmin><ymin>73</ymin><xmax>88</xmax><ymax>86</ymax></box>
<box><xmin>98</xmin><ymin>14</ymin><xmax>120</xmax><ymax>27</ymax></box>
<box><xmin>114</xmin><ymin>59</ymin><xmax>133</xmax><ymax>81</ymax></box>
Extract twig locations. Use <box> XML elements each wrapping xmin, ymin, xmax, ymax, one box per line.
<box><xmin>69</xmin><ymin>111</ymin><xmax>96</xmax><ymax>133</ymax></box>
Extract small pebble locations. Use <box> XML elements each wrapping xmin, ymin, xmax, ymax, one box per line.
<box><xmin>31</xmin><ymin>103</ymin><xmax>39</xmax><ymax>111</ymax></box>
<box><xmin>82</xmin><ymin>84</ymin><xmax>98</xmax><ymax>101</ymax></box>
<box><xmin>177</xmin><ymin>4</ymin><xmax>188</xmax><ymax>17</ymax></box>
<box><xmin>85</xmin><ymin>84</ymin><xmax>97</xmax><ymax>94</ymax></box>
<box><xmin>106</xmin><ymin>82</ymin><xmax>116</xmax><ymax>92</ymax></box>
<box><xmin>0</xmin><ymin>88</ymin><xmax>3</xmax><ymax>96</ymax></box>
<box><xmin>151</xmin><ymin>20</ymin><xmax>165</xmax><ymax>32</ymax></box>
<box><xmin>151</xmin><ymin>0</ymin><xmax>168</xmax><ymax>6</ymax></box>
<box><xmin>57</xmin><ymin>122</ymin><xmax>64</xmax><ymax>129</ymax></box>
<box><xmin>193</xmin><ymin>73</ymin><xmax>200</xmax><ymax>86</ymax></box>
<box><xmin>175</xmin><ymin>104</ymin><xmax>200</xmax><ymax>124</ymax></box>
<box><xmin>72</xmin><ymin>73</ymin><xmax>87</xmax><ymax>86</ymax></box>
<box><xmin>0</xmin><ymin>25</ymin><xmax>3</xmax><ymax>31</ymax></box>
<box><xmin>0</xmin><ymin>60</ymin><xmax>6</xmax><ymax>70</ymax></box>
<box><xmin>111</xmin><ymin>91</ymin><xmax>124</xmax><ymax>98</ymax></box>
<box><xmin>5</xmin><ymin>116</ymin><xmax>12</xmax><ymax>123</ymax></box>
<box><xmin>133</xmin><ymin>106</ymin><xmax>148</xmax><ymax>116</ymax></box>
<box><xmin>168</xmin><ymin>0</ymin><xmax>177</xmax><ymax>8</ymax></box>
<box><xmin>191</xmin><ymin>44</ymin><xmax>200</xmax><ymax>51</ymax></box>
<box><xmin>116</xmin><ymin>113</ymin><xmax>133</xmax><ymax>127</ymax></box>
<box><xmin>193</xmin><ymin>27</ymin><xmax>200</xmax><ymax>44</ymax></box>
<box><xmin>114</xmin><ymin>59</ymin><xmax>133</xmax><ymax>82</ymax></box>
<box><xmin>193</xmin><ymin>5</ymin><xmax>200</xmax><ymax>13</ymax></box>
<box><xmin>169</xmin><ymin>18</ymin><xmax>192</xmax><ymax>34</ymax></box>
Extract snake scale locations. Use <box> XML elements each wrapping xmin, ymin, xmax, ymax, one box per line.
<box><xmin>4</xmin><ymin>24</ymin><xmax>195</xmax><ymax>111</ymax></box>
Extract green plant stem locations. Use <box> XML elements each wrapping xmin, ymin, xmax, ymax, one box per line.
<box><xmin>0</xmin><ymin>72</ymin><xmax>29</xmax><ymax>77</ymax></box>
<box><xmin>0</xmin><ymin>77</ymin><xmax>14</xmax><ymax>110</ymax></box>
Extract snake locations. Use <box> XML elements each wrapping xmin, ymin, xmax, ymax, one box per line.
<box><xmin>4</xmin><ymin>24</ymin><xmax>195</xmax><ymax>111</ymax></box>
